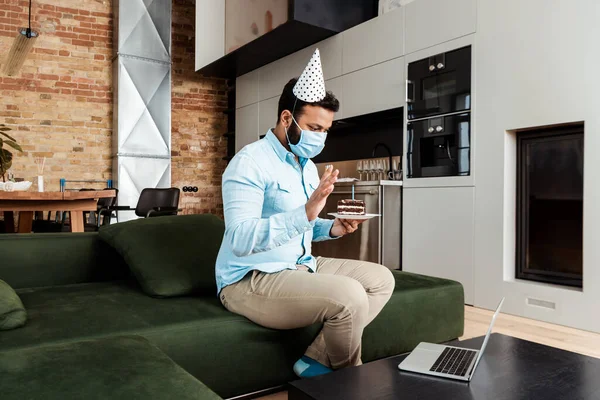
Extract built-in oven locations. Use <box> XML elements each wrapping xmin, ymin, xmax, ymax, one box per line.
<box><xmin>406</xmin><ymin>45</ymin><xmax>472</xmax><ymax>178</ymax></box>
<box><xmin>406</xmin><ymin>112</ymin><xmax>471</xmax><ymax>178</ymax></box>
<box><xmin>406</xmin><ymin>45</ymin><xmax>471</xmax><ymax>121</ymax></box>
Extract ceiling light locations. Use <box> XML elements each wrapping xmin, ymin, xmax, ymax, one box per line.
<box><xmin>2</xmin><ymin>0</ymin><xmax>39</xmax><ymax>77</ymax></box>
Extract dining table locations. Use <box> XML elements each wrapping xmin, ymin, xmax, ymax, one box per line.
<box><xmin>0</xmin><ymin>190</ymin><xmax>117</xmax><ymax>233</ymax></box>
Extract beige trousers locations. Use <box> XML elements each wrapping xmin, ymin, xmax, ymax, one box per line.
<box><xmin>219</xmin><ymin>257</ymin><xmax>395</xmax><ymax>370</ymax></box>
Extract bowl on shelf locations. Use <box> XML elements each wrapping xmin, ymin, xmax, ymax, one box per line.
<box><xmin>0</xmin><ymin>181</ymin><xmax>33</xmax><ymax>192</ymax></box>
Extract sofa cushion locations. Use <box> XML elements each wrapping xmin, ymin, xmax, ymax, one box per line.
<box><xmin>0</xmin><ymin>335</ymin><xmax>222</xmax><ymax>400</ymax></box>
<box><xmin>362</xmin><ymin>271</ymin><xmax>464</xmax><ymax>360</ymax></box>
<box><xmin>0</xmin><ymin>279</ymin><xmax>26</xmax><ymax>331</ymax></box>
<box><xmin>99</xmin><ymin>214</ymin><xmax>224</xmax><ymax>297</ymax></box>
<box><xmin>0</xmin><ymin>271</ymin><xmax>464</xmax><ymax>398</ymax></box>
<box><xmin>0</xmin><ymin>281</ymin><xmax>312</xmax><ymax>398</ymax></box>
<box><xmin>0</xmin><ymin>233</ymin><xmax>129</xmax><ymax>290</ymax></box>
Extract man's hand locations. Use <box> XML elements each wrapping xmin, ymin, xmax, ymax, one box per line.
<box><xmin>305</xmin><ymin>165</ymin><xmax>339</xmax><ymax>221</ymax></box>
<box><xmin>330</xmin><ymin>218</ymin><xmax>364</xmax><ymax>237</ymax></box>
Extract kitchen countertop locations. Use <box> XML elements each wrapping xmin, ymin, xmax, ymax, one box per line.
<box><xmin>335</xmin><ymin>180</ymin><xmax>403</xmax><ymax>187</ymax></box>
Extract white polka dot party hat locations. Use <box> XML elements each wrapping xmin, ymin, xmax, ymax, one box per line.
<box><xmin>293</xmin><ymin>48</ymin><xmax>326</xmax><ymax>103</ymax></box>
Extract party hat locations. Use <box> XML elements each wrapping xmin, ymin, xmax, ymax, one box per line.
<box><xmin>293</xmin><ymin>48</ymin><xmax>326</xmax><ymax>103</ymax></box>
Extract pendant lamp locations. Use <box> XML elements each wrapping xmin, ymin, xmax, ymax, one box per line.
<box><xmin>2</xmin><ymin>0</ymin><xmax>39</xmax><ymax>77</ymax></box>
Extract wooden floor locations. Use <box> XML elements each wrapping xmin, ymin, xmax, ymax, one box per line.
<box><xmin>255</xmin><ymin>306</ymin><xmax>600</xmax><ymax>400</ymax></box>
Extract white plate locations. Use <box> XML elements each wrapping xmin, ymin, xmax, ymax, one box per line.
<box><xmin>327</xmin><ymin>213</ymin><xmax>380</xmax><ymax>220</ymax></box>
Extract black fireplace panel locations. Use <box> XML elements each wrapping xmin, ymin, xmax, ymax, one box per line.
<box><xmin>516</xmin><ymin>124</ymin><xmax>584</xmax><ymax>288</ymax></box>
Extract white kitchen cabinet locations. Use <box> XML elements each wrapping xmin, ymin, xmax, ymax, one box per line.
<box><xmin>325</xmin><ymin>77</ymin><xmax>343</xmax><ymax>120</ymax></box>
<box><xmin>258</xmin><ymin>96</ymin><xmax>278</xmax><ymax>136</ymax></box>
<box><xmin>235</xmin><ymin>69</ymin><xmax>259</xmax><ymax>108</ymax></box>
<box><xmin>402</xmin><ymin>186</ymin><xmax>475</xmax><ymax>304</ymax></box>
<box><xmin>341</xmin><ymin>56</ymin><xmax>404</xmax><ymax>119</ymax></box>
<box><xmin>404</xmin><ymin>0</ymin><xmax>476</xmax><ymax>55</ymax></box>
<box><xmin>235</xmin><ymin>103</ymin><xmax>259</xmax><ymax>153</ymax></box>
<box><xmin>195</xmin><ymin>0</ymin><xmax>224</xmax><ymax>71</ymax></box>
<box><xmin>258</xmin><ymin>34</ymin><xmax>343</xmax><ymax>101</ymax></box>
<box><xmin>342</xmin><ymin>7</ymin><xmax>404</xmax><ymax>74</ymax></box>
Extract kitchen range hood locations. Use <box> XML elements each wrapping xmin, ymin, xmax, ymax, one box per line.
<box><xmin>197</xmin><ymin>0</ymin><xmax>377</xmax><ymax>79</ymax></box>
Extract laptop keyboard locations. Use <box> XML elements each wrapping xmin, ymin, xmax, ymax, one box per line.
<box><xmin>430</xmin><ymin>347</ymin><xmax>477</xmax><ymax>376</ymax></box>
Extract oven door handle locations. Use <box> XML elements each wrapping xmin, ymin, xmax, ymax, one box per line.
<box><xmin>406</xmin><ymin>79</ymin><xmax>415</xmax><ymax>103</ymax></box>
<box><xmin>333</xmin><ymin>189</ymin><xmax>378</xmax><ymax>195</ymax></box>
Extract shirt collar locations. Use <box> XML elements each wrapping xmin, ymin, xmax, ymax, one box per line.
<box><xmin>265</xmin><ymin>129</ymin><xmax>308</xmax><ymax>167</ymax></box>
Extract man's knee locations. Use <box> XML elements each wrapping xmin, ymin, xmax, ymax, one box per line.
<box><xmin>380</xmin><ymin>265</ymin><xmax>396</xmax><ymax>292</ymax></box>
<box><xmin>330</xmin><ymin>278</ymin><xmax>369</xmax><ymax>320</ymax></box>
<box><xmin>364</xmin><ymin>263</ymin><xmax>395</xmax><ymax>294</ymax></box>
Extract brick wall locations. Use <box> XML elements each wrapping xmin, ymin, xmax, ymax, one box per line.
<box><xmin>0</xmin><ymin>0</ymin><xmax>227</xmax><ymax>216</ymax></box>
<box><xmin>171</xmin><ymin>0</ymin><xmax>228</xmax><ymax>216</ymax></box>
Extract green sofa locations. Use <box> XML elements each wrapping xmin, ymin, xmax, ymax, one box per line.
<box><xmin>0</xmin><ymin>214</ymin><xmax>464</xmax><ymax>399</ymax></box>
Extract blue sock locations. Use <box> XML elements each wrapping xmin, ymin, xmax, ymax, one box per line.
<box><xmin>293</xmin><ymin>356</ymin><xmax>333</xmax><ymax>378</ymax></box>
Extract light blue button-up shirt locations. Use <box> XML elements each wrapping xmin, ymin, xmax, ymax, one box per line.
<box><xmin>215</xmin><ymin>130</ymin><xmax>337</xmax><ymax>294</ymax></box>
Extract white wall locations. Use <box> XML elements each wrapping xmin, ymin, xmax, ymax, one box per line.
<box><xmin>473</xmin><ymin>0</ymin><xmax>600</xmax><ymax>332</ymax></box>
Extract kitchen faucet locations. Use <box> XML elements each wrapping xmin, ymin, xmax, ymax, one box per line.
<box><xmin>372</xmin><ymin>142</ymin><xmax>394</xmax><ymax>178</ymax></box>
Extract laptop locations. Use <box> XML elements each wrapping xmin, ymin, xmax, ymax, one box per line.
<box><xmin>398</xmin><ymin>297</ymin><xmax>505</xmax><ymax>382</ymax></box>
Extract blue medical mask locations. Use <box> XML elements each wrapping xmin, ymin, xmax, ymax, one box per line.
<box><xmin>285</xmin><ymin>117</ymin><xmax>327</xmax><ymax>159</ymax></box>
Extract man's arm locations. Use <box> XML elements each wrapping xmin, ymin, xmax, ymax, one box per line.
<box><xmin>223</xmin><ymin>153</ymin><xmax>312</xmax><ymax>257</ymax></box>
<box><xmin>312</xmin><ymin>218</ymin><xmax>338</xmax><ymax>242</ymax></box>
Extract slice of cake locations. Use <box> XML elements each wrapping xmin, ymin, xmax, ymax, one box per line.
<box><xmin>337</xmin><ymin>199</ymin><xmax>366</xmax><ymax>215</ymax></box>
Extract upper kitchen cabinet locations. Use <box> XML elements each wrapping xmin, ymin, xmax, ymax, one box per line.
<box><xmin>258</xmin><ymin>35</ymin><xmax>343</xmax><ymax>101</ymax></box>
<box><xmin>342</xmin><ymin>56</ymin><xmax>405</xmax><ymax>119</ymax></box>
<box><xmin>196</xmin><ymin>0</ymin><xmax>376</xmax><ymax>79</ymax></box>
<box><xmin>195</xmin><ymin>0</ymin><xmax>224</xmax><ymax>72</ymax></box>
<box><xmin>258</xmin><ymin>96</ymin><xmax>279</xmax><ymax>136</ymax></box>
<box><xmin>404</xmin><ymin>0</ymin><xmax>476</xmax><ymax>55</ymax></box>
<box><xmin>235</xmin><ymin>103</ymin><xmax>259</xmax><ymax>153</ymax></box>
<box><xmin>342</xmin><ymin>7</ymin><xmax>404</xmax><ymax>74</ymax></box>
<box><xmin>236</xmin><ymin>69</ymin><xmax>259</xmax><ymax>109</ymax></box>
<box><xmin>325</xmin><ymin>77</ymin><xmax>343</xmax><ymax>120</ymax></box>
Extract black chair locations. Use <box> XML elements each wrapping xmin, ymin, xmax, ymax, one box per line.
<box><xmin>86</xmin><ymin>188</ymin><xmax>119</xmax><ymax>230</ymax></box>
<box><xmin>110</xmin><ymin>188</ymin><xmax>180</xmax><ymax>218</ymax></box>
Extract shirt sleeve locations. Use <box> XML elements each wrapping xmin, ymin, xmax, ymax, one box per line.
<box><xmin>312</xmin><ymin>218</ymin><xmax>339</xmax><ymax>242</ymax></box>
<box><xmin>222</xmin><ymin>153</ymin><xmax>313</xmax><ymax>257</ymax></box>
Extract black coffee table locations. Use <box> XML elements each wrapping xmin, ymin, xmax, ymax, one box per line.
<box><xmin>289</xmin><ymin>333</ymin><xmax>600</xmax><ymax>400</ymax></box>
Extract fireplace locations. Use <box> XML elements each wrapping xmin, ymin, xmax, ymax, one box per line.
<box><xmin>516</xmin><ymin>124</ymin><xmax>584</xmax><ymax>288</ymax></box>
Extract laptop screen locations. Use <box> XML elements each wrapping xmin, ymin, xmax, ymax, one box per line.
<box><xmin>470</xmin><ymin>297</ymin><xmax>505</xmax><ymax>377</ymax></box>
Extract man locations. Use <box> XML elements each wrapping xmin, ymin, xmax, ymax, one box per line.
<box><xmin>215</xmin><ymin>49</ymin><xmax>395</xmax><ymax>378</ymax></box>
